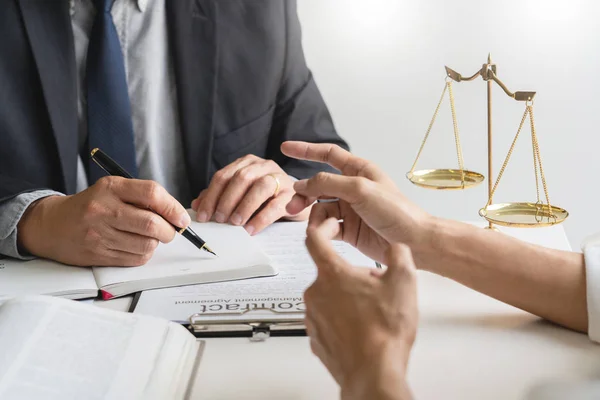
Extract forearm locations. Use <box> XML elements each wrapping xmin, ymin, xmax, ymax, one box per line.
<box><xmin>342</xmin><ymin>369</ymin><xmax>411</xmax><ymax>400</ymax></box>
<box><xmin>341</xmin><ymin>343</ymin><xmax>412</xmax><ymax>400</ymax></box>
<box><xmin>415</xmin><ymin>218</ymin><xmax>587</xmax><ymax>332</ymax></box>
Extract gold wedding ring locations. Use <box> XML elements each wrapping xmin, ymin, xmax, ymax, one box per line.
<box><xmin>269</xmin><ymin>174</ymin><xmax>281</xmax><ymax>197</ymax></box>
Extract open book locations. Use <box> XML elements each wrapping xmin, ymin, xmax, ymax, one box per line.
<box><xmin>0</xmin><ymin>296</ymin><xmax>202</xmax><ymax>400</ymax></box>
<box><xmin>0</xmin><ymin>221</ymin><xmax>276</xmax><ymax>301</ymax></box>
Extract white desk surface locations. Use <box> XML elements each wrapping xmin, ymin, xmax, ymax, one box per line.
<box><xmin>97</xmin><ymin>223</ymin><xmax>600</xmax><ymax>400</ymax></box>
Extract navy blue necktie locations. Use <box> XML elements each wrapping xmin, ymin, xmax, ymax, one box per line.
<box><xmin>86</xmin><ymin>0</ymin><xmax>138</xmax><ymax>183</ymax></box>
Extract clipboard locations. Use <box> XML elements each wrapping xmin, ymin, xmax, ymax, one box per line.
<box><xmin>130</xmin><ymin>258</ymin><xmax>382</xmax><ymax>342</ymax></box>
<box><xmin>187</xmin><ymin>307</ymin><xmax>305</xmax><ymax>342</ymax></box>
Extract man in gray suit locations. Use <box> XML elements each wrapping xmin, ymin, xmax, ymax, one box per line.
<box><xmin>0</xmin><ymin>0</ymin><xmax>347</xmax><ymax>266</ymax></box>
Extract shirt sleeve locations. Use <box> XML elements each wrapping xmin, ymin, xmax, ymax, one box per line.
<box><xmin>583</xmin><ymin>236</ymin><xmax>600</xmax><ymax>343</ymax></box>
<box><xmin>0</xmin><ymin>190</ymin><xmax>64</xmax><ymax>260</ymax></box>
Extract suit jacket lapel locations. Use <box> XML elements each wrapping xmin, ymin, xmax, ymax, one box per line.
<box><xmin>167</xmin><ymin>0</ymin><xmax>219</xmax><ymax>197</ymax></box>
<box><xmin>18</xmin><ymin>0</ymin><xmax>78</xmax><ymax>195</ymax></box>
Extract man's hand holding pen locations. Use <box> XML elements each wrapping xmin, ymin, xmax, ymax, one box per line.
<box><xmin>17</xmin><ymin>177</ymin><xmax>190</xmax><ymax>267</ymax></box>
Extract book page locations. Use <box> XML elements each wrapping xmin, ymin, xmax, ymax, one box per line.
<box><xmin>0</xmin><ymin>258</ymin><xmax>97</xmax><ymax>301</ymax></box>
<box><xmin>92</xmin><ymin>222</ymin><xmax>275</xmax><ymax>297</ymax></box>
<box><xmin>0</xmin><ymin>296</ymin><xmax>194</xmax><ymax>400</ymax></box>
<box><xmin>133</xmin><ymin>221</ymin><xmax>375</xmax><ymax>322</ymax></box>
<box><xmin>144</xmin><ymin>324</ymin><xmax>202</xmax><ymax>399</ymax></box>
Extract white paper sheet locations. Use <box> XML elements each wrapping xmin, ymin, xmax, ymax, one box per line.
<box><xmin>133</xmin><ymin>222</ymin><xmax>375</xmax><ymax>322</ymax></box>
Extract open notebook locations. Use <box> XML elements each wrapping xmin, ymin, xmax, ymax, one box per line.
<box><xmin>0</xmin><ymin>296</ymin><xmax>203</xmax><ymax>400</ymax></box>
<box><xmin>0</xmin><ymin>221</ymin><xmax>276</xmax><ymax>301</ymax></box>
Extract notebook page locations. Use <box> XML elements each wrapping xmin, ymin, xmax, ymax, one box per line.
<box><xmin>0</xmin><ymin>297</ymin><xmax>189</xmax><ymax>400</ymax></box>
<box><xmin>134</xmin><ymin>221</ymin><xmax>375</xmax><ymax>322</ymax></box>
<box><xmin>0</xmin><ymin>258</ymin><xmax>97</xmax><ymax>301</ymax></box>
<box><xmin>92</xmin><ymin>222</ymin><xmax>273</xmax><ymax>294</ymax></box>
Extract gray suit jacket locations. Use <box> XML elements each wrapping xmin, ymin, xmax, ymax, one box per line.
<box><xmin>0</xmin><ymin>0</ymin><xmax>348</xmax><ymax>204</ymax></box>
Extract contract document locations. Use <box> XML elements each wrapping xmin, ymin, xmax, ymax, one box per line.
<box><xmin>133</xmin><ymin>221</ymin><xmax>375</xmax><ymax>323</ymax></box>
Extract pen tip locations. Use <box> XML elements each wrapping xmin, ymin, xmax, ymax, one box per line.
<box><xmin>203</xmin><ymin>245</ymin><xmax>217</xmax><ymax>257</ymax></box>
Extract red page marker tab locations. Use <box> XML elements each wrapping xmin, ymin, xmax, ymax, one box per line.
<box><xmin>100</xmin><ymin>290</ymin><xmax>114</xmax><ymax>300</ymax></box>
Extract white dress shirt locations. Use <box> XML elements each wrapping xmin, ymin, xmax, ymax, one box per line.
<box><xmin>583</xmin><ymin>234</ymin><xmax>600</xmax><ymax>342</ymax></box>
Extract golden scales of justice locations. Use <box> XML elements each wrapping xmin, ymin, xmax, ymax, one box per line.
<box><xmin>406</xmin><ymin>54</ymin><xmax>569</xmax><ymax>229</ymax></box>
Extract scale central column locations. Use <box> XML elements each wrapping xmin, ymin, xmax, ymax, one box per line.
<box><xmin>487</xmin><ymin>77</ymin><xmax>493</xmax><ymax>229</ymax></box>
<box><xmin>485</xmin><ymin>55</ymin><xmax>494</xmax><ymax>230</ymax></box>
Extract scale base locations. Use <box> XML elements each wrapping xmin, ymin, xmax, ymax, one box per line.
<box><xmin>406</xmin><ymin>169</ymin><xmax>485</xmax><ymax>190</ymax></box>
<box><xmin>479</xmin><ymin>202</ymin><xmax>568</xmax><ymax>228</ymax></box>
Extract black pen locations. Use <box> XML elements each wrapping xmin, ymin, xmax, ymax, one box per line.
<box><xmin>90</xmin><ymin>148</ymin><xmax>216</xmax><ymax>256</ymax></box>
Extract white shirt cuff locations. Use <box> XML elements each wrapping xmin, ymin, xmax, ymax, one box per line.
<box><xmin>583</xmin><ymin>235</ymin><xmax>600</xmax><ymax>343</ymax></box>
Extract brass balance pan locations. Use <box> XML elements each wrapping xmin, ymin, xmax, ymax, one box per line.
<box><xmin>479</xmin><ymin>202</ymin><xmax>568</xmax><ymax>228</ymax></box>
<box><xmin>406</xmin><ymin>169</ymin><xmax>485</xmax><ymax>190</ymax></box>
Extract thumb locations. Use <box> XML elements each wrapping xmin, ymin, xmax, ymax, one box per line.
<box><xmin>305</xmin><ymin>217</ymin><xmax>347</xmax><ymax>276</ymax></box>
<box><xmin>383</xmin><ymin>243</ymin><xmax>417</xmax><ymax>287</ymax></box>
<box><xmin>286</xmin><ymin>193</ymin><xmax>314</xmax><ymax>216</ymax></box>
<box><xmin>382</xmin><ymin>243</ymin><xmax>419</xmax><ymax>352</ymax></box>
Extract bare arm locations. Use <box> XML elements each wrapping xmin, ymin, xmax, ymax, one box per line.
<box><xmin>282</xmin><ymin>141</ymin><xmax>589</xmax><ymax>335</ymax></box>
<box><xmin>282</xmin><ymin>141</ymin><xmax>592</xmax><ymax>400</ymax></box>
<box><xmin>416</xmin><ymin>219</ymin><xmax>587</xmax><ymax>333</ymax></box>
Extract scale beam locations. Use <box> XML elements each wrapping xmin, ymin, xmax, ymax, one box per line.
<box><xmin>445</xmin><ymin>65</ymin><xmax>536</xmax><ymax>102</ymax></box>
<box><xmin>444</xmin><ymin>66</ymin><xmax>480</xmax><ymax>82</ymax></box>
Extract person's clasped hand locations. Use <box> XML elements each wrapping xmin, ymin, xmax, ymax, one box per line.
<box><xmin>281</xmin><ymin>141</ymin><xmax>433</xmax><ymax>265</ymax></box>
<box><xmin>191</xmin><ymin>155</ymin><xmax>308</xmax><ymax>235</ymax></box>
<box><xmin>304</xmin><ymin>217</ymin><xmax>417</xmax><ymax>400</ymax></box>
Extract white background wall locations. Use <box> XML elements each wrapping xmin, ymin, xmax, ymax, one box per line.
<box><xmin>297</xmin><ymin>0</ymin><xmax>600</xmax><ymax>248</ymax></box>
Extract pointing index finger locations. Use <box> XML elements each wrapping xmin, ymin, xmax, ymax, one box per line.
<box><xmin>281</xmin><ymin>142</ymin><xmax>354</xmax><ymax>174</ymax></box>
